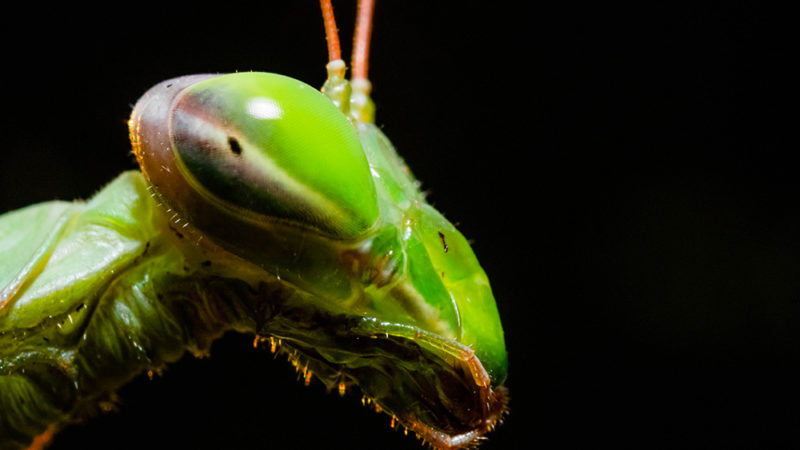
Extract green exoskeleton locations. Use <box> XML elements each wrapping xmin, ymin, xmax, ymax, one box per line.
<box><xmin>0</xmin><ymin>2</ymin><xmax>507</xmax><ymax>448</ymax></box>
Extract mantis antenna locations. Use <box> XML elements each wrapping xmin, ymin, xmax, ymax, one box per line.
<box><xmin>352</xmin><ymin>0</ymin><xmax>375</xmax><ymax>81</ymax></box>
<box><xmin>319</xmin><ymin>0</ymin><xmax>342</xmax><ymax>62</ymax></box>
<box><xmin>320</xmin><ymin>0</ymin><xmax>376</xmax><ymax>124</ymax></box>
<box><xmin>319</xmin><ymin>0</ymin><xmax>350</xmax><ymax>115</ymax></box>
<box><xmin>350</xmin><ymin>0</ymin><xmax>377</xmax><ymax>123</ymax></box>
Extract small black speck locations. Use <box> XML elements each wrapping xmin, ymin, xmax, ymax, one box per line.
<box><xmin>438</xmin><ymin>231</ymin><xmax>449</xmax><ymax>253</ymax></box>
<box><xmin>201</xmin><ymin>260</ymin><xmax>212</xmax><ymax>267</ymax></box>
<box><xmin>168</xmin><ymin>225</ymin><xmax>183</xmax><ymax>239</ymax></box>
<box><xmin>166</xmin><ymin>83</ymin><xmax>173</xmax><ymax>88</ymax></box>
<box><xmin>76</xmin><ymin>303</ymin><xmax>85</xmax><ymax>312</ymax></box>
<box><xmin>43</xmin><ymin>337</ymin><xmax>50</xmax><ymax>342</ymax></box>
<box><xmin>228</xmin><ymin>137</ymin><xmax>243</xmax><ymax>155</ymax></box>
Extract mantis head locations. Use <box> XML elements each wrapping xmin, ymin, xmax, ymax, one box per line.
<box><xmin>129</xmin><ymin>71</ymin><xmax>507</xmax><ymax>448</ymax></box>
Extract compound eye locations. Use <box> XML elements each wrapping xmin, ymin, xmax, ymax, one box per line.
<box><xmin>170</xmin><ymin>72</ymin><xmax>378</xmax><ymax>238</ymax></box>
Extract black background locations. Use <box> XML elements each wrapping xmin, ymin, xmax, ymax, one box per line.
<box><xmin>1</xmin><ymin>2</ymin><xmax>795</xmax><ymax>449</ymax></box>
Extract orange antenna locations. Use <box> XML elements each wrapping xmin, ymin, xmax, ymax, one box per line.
<box><xmin>320</xmin><ymin>0</ymin><xmax>342</xmax><ymax>62</ymax></box>
<box><xmin>351</xmin><ymin>0</ymin><xmax>375</xmax><ymax>80</ymax></box>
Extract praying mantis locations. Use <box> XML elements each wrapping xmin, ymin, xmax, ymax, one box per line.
<box><xmin>0</xmin><ymin>2</ymin><xmax>508</xmax><ymax>449</ymax></box>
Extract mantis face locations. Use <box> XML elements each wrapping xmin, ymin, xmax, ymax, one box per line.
<box><xmin>130</xmin><ymin>71</ymin><xmax>507</xmax><ymax>447</ymax></box>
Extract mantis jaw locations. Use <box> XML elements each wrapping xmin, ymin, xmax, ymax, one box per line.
<box><xmin>255</xmin><ymin>302</ymin><xmax>509</xmax><ymax>449</ymax></box>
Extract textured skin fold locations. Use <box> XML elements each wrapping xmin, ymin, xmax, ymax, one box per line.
<box><xmin>0</xmin><ymin>173</ymin><xmax>267</xmax><ymax>448</ymax></box>
<box><xmin>0</xmin><ymin>173</ymin><xmax>185</xmax><ymax>448</ymax></box>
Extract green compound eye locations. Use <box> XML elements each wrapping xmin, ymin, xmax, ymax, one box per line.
<box><xmin>171</xmin><ymin>72</ymin><xmax>378</xmax><ymax>239</ymax></box>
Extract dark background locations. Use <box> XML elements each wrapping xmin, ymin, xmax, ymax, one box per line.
<box><xmin>1</xmin><ymin>2</ymin><xmax>795</xmax><ymax>449</ymax></box>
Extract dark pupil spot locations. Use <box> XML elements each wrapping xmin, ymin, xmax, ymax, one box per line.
<box><xmin>228</xmin><ymin>137</ymin><xmax>243</xmax><ymax>155</ymax></box>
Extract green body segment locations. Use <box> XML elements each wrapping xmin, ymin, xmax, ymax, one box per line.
<box><xmin>0</xmin><ymin>174</ymin><xmax>271</xmax><ymax>448</ymax></box>
<box><xmin>0</xmin><ymin>72</ymin><xmax>507</xmax><ymax>448</ymax></box>
<box><xmin>356</xmin><ymin>122</ymin><xmax>507</xmax><ymax>382</ymax></box>
<box><xmin>0</xmin><ymin>174</ymin><xmax>193</xmax><ymax>448</ymax></box>
<box><xmin>0</xmin><ymin>202</ymin><xmax>76</xmax><ymax>313</ymax></box>
<box><xmin>0</xmin><ymin>173</ymin><xmax>157</xmax><ymax>332</ymax></box>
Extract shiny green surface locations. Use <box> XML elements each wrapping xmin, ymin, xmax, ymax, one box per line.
<box><xmin>172</xmin><ymin>72</ymin><xmax>378</xmax><ymax>238</ymax></box>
